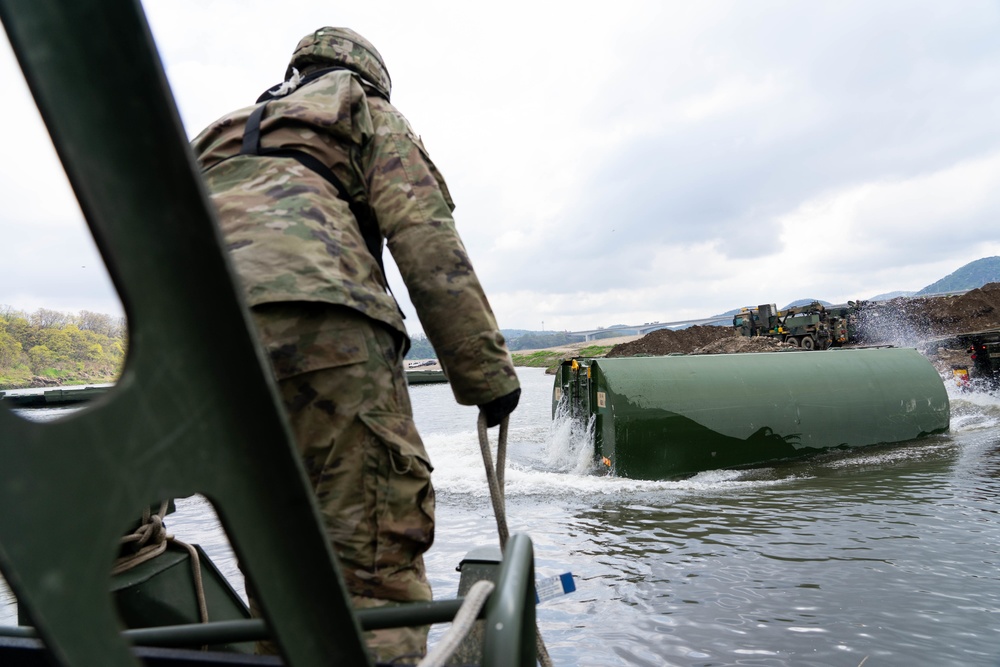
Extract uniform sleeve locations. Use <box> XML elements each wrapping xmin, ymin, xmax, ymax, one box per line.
<box><xmin>364</xmin><ymin>101</ymin><xmax>519</xmax><ymax>406</ymax></box>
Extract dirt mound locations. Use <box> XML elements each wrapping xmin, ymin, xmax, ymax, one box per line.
<box><xmin>858</xmin><ymin>282</ymin><xmax>1000</xmax><ymax>344</ymax></box>
<box><xmin>694</xmin><ymin>335</ymin><xmax>795</xmax><ymax>354</ymax></box>
<box><xmin>931</xmin><ymin>283</ymin><xmax>1000</xmax><ymax>331</ymax></box>
<box><xmin>606</xmin><ymin>325</ymin><xmax>736</xmax><ymax>357</ymax></box>
<box><xmin>602</xmin><ymin>283</ymin><xmax>1000</xmax><ymax>363</ymax></box>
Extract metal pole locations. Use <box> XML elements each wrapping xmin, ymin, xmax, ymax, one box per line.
<box><xmin>0</xmin><ymin>599</ymin><xmax>469</xmax><ymax>648</ymax></box>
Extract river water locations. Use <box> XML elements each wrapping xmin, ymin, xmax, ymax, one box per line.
<box><xmin>3</xmin><ymin>366</ymin><xmax>1000</xmax><ymax>666</ymax></box>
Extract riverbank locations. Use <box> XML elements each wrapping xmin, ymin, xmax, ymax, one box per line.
<box><xmin>509</xmin><ymin>335</ymin><xmax>642</xmax><ymax>370</ymax></box>
<box><xmin>0</xmin><ymin>371</ymin><xmax>119</xmax><ymax>391</ymax></box>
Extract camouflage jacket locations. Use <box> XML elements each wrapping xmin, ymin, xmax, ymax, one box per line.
<box><xmin>192</xmin><ymin>71</ymin><xmax>518</xmax><ymax>406</ymax></box>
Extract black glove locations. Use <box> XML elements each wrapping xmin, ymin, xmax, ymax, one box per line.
<box><xmin>479</xmin><ymin>388</ymin><xmax>521</xmax><ymax>427</ymax></box>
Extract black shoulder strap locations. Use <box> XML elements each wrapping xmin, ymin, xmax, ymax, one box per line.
<box><xmin>256</xmin><ymin>67</ymin><xmax>343</xmax><ymax>103</ymax></box>
<box><xmin>256</xmin><ymin>67</ymin><xmax>389</xmax><ymax>104</ymax></box>
<box><xmin>238</xmin><ymin>98</ymin><xmax>388</xmax><ymax>287</ymax></box>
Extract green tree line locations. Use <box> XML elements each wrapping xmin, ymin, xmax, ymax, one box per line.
<box><xmin>405</xmin><ymin>334</ymin><xmax>436</xmax><ymax>360</ymax></box>
<box><xmin>0</xmin><ymin>306</ymin><xmax>126</xmax><ymax>389</ymax></box>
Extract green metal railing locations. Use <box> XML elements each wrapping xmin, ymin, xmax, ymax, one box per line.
<box><xmin>0</xmin><ymin>533</ymin><xmax>536</xmax><ymax>663</ymax></box>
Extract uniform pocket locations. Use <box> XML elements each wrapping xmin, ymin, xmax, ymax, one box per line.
<box><xmin>360</xmin><ymin>410</ymin><xmax>435</xmax><ymax>560</ymax></box>
<box><xmin>252</xmin><ymin>304</ymin><xmax>370</xmax><ymax>380</ymax></box>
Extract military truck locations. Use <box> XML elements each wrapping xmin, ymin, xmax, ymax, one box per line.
<box><xmin>956</xmin><ymin>328</ymin><xmax>1000</xmax><ymax>390</ymax></box>
<box><xmin>733</xmin><ymin>301</ymin><xmax>855</xmax><ymax>350</ymax></box>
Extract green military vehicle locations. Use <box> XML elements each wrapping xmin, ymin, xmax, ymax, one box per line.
<box><xmin>954</xmin><ymin>328</ymin><xmax>1000</xmax><ymax>390</ymax></box>
<box><xmin>733</xmin><ymin>301</ymin><xmax>856</xmax><ymax>350</ymax></box>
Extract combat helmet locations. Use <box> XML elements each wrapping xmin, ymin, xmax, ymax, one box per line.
<box><xmin>286</xmin><ymin>27</ymin><xmax>391</xmax><ymax>100</ymax></box>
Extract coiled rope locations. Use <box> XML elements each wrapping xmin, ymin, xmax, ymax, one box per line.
<box><xmin>112</xmin><ymin>501</ymin><xmax>210</xmax><ymax>628</ymax></box>
<box><xmin>477</xmin><ymin>413</ymin><xmax>554</xmax><ymax>667</ymax></box>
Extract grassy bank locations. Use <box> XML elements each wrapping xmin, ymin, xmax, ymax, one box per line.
<box><xmin>0</xmin><ymin>367</ymin><xmax>119</xmax><ymax>390</ymax></box>
<box><xmin>511</xmin><ymin>344</ymin><xmax>614</xmax><ymax>372</ymax></box>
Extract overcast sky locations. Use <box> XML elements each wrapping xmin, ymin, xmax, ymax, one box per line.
<box><xmin>3</xmin><ymin>1</ymin><xmax>1000</xmax><ymax>333</ymax></box>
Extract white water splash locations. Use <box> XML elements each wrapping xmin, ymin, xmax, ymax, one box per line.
<box><xmin>947</xmin><ymin>385</ymin><xmax>1000</xmax><ymax>432</ymax></box>
<box><xmin>422</xmin><ymin>366</ymin><xmax>1000</xmax><ymax>503</ymax></box>
<box><xmin>545</xmin><ymin>401</ymin><xmax>597</xmax><ymax>475</ymax></box>
<box><xmin>425</xmin><ymin>407</ymin><xmax>793</xmax><ymax>502</ymax></box>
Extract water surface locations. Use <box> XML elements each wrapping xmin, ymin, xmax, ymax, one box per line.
<box><xmin>3</xmin><ymin>367</ymin><xmax>1000</xmax><ymax>666</ymax></box>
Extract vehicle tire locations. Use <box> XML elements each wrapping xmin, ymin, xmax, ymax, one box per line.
<box><xmin>786</xmin><ymin>336</ymin><xmax>800</xmax><ymax>347</ymax></box>
<box><xmin>801</xmin><ymin>336</ymin><xmax>816</xmax><ymax>350</ymax></box>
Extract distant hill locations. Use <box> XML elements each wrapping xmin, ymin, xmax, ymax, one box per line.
<box><xmin>783</xmin><ymin>299</ymin><xmax>831</xmax><ymax>309</ymax></box>
<box><xmin>714</xmin><ymin>299</ymin><xmax>830</xmax><ymax>317</ymax></box>
<box><xmin>407</xmin><ymin>329</ymin><xmax>588</xmax><ymax>358</ymax></box>
<box><xmin>498</xmin><ymin>329</ymin><xmax>536</xmax><ymax>339</ymax></box>
<box><xmin>868</xmin><ymin>290</ymin><xmax>916</xmax><ymax>301</ymax></box>
<box><xmin>407</xmin><ymin>257</ymin><xmax>1000</xmax><ymax>359</ymax></box>
<box><xmin>505</xmin><ymin>331</ymin><xmax>580</xmax><ymax>351</ymax></box>
<box><xmin>916</xmin><ymin>256</ymin><xmax>1000</xmax><ymax>295</ymax></box>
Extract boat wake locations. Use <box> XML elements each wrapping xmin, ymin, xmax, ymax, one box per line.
<box><xmin>427</xmin><ymin>373</ymin><xmax>1000</xmax><ymax>501</ymax></box>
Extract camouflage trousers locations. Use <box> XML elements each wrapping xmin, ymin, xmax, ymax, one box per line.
<box><xmin>249</xmin><ymin>302</ymin><xmax>434</xmax><ymax>663</ymax></box>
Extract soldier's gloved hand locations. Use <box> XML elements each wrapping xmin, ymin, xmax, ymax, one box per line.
<box><xmin>479</xmin><ymin>388</ymin><xmax>521</xmax><ymax>428</ymax></box>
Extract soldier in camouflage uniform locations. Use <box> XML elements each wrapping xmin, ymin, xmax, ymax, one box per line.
<box><xmin>192</xmin><ymin>27</ymin><xmax>520</xmax><ymax>663</ymax></box>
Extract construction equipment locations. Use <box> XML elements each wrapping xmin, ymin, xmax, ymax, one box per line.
<box><xmin>733</xmin><ymin>301</ymin><xmax>856</xmax><ymax>350</ymax></box>
<box><xmin>954</xmin><ymin>328</ymin><xmax>1000</xmax><ymax>390</ymax></box>
<box><xmin>918</xmin><ymin>327</ymin><xmax>1000</xmax><ymax>392</ymax></box>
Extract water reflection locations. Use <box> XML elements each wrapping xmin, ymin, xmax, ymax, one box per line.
<box><xmin>552</xmin><ymin>429</ymin><xmax>1000</xmax><ymax>665</ymax></box>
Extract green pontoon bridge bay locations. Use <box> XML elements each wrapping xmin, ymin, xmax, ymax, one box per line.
<box><xmin>554</xmin><ymin>348</ymin><xmax>950</xmax><ymax>480</ymax></box>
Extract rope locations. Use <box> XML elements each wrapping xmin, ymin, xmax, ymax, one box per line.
<box><xmin>172</xmin><ymin>540</ymin><xmax>210</xmax><ymax>627</ymax></box>
<box><xmin>416</xmin><ymin>580</ymin><xmax>495</xmax><ymax>667</ymax></box>
<box><xmin>112</xmin><ymin>502</ymin><xmax>210</xmax><ymax>630</ymax></box>
<box><xmin>477</xmin><ymin>414</ymin><xmax>554</xmax><ymax>667</ymax></box>
<box><xmin>111</xmin><ymin>502</ymin><xmax>170</xmax><ymax>575</ymax></box>
<box><xmin>477</xmin><ymin>414</ymin><xmax>509</xmax><ymax>548</ymax></box>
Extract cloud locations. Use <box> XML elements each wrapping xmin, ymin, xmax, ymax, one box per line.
<box><xmin>3</xmin><ymin>0</ymin><xmax>1000</xmax><ymax>334</ymax></box>
<box><xmin>0</xmin><ymin>37</ymin><xmax>121</xmax><ymax>316</ymax></box>
<box><xmin>456</xmin><ymin>0</ymin><xmax>1000</xmax><ymax>330</ymax></box>
<box><xmin>777</xmin><ymin>151</ymin><xmax>1000</xmax><ymax>279</ymax></box>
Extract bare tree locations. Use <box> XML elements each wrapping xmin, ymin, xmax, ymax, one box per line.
<box><xmin>112</xmin><ymin>315</ymin><xmax>128</xmax><ymax>343</ymax></box>
<box><xmin>77</xmin><ymin>310</ymin><xmax>118</xmax><ymax>338</ymax></box>
<box><xmin>30</xmin><ymin>308</ymin><xmax>69</xmax><ymax>330</ymax></box>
